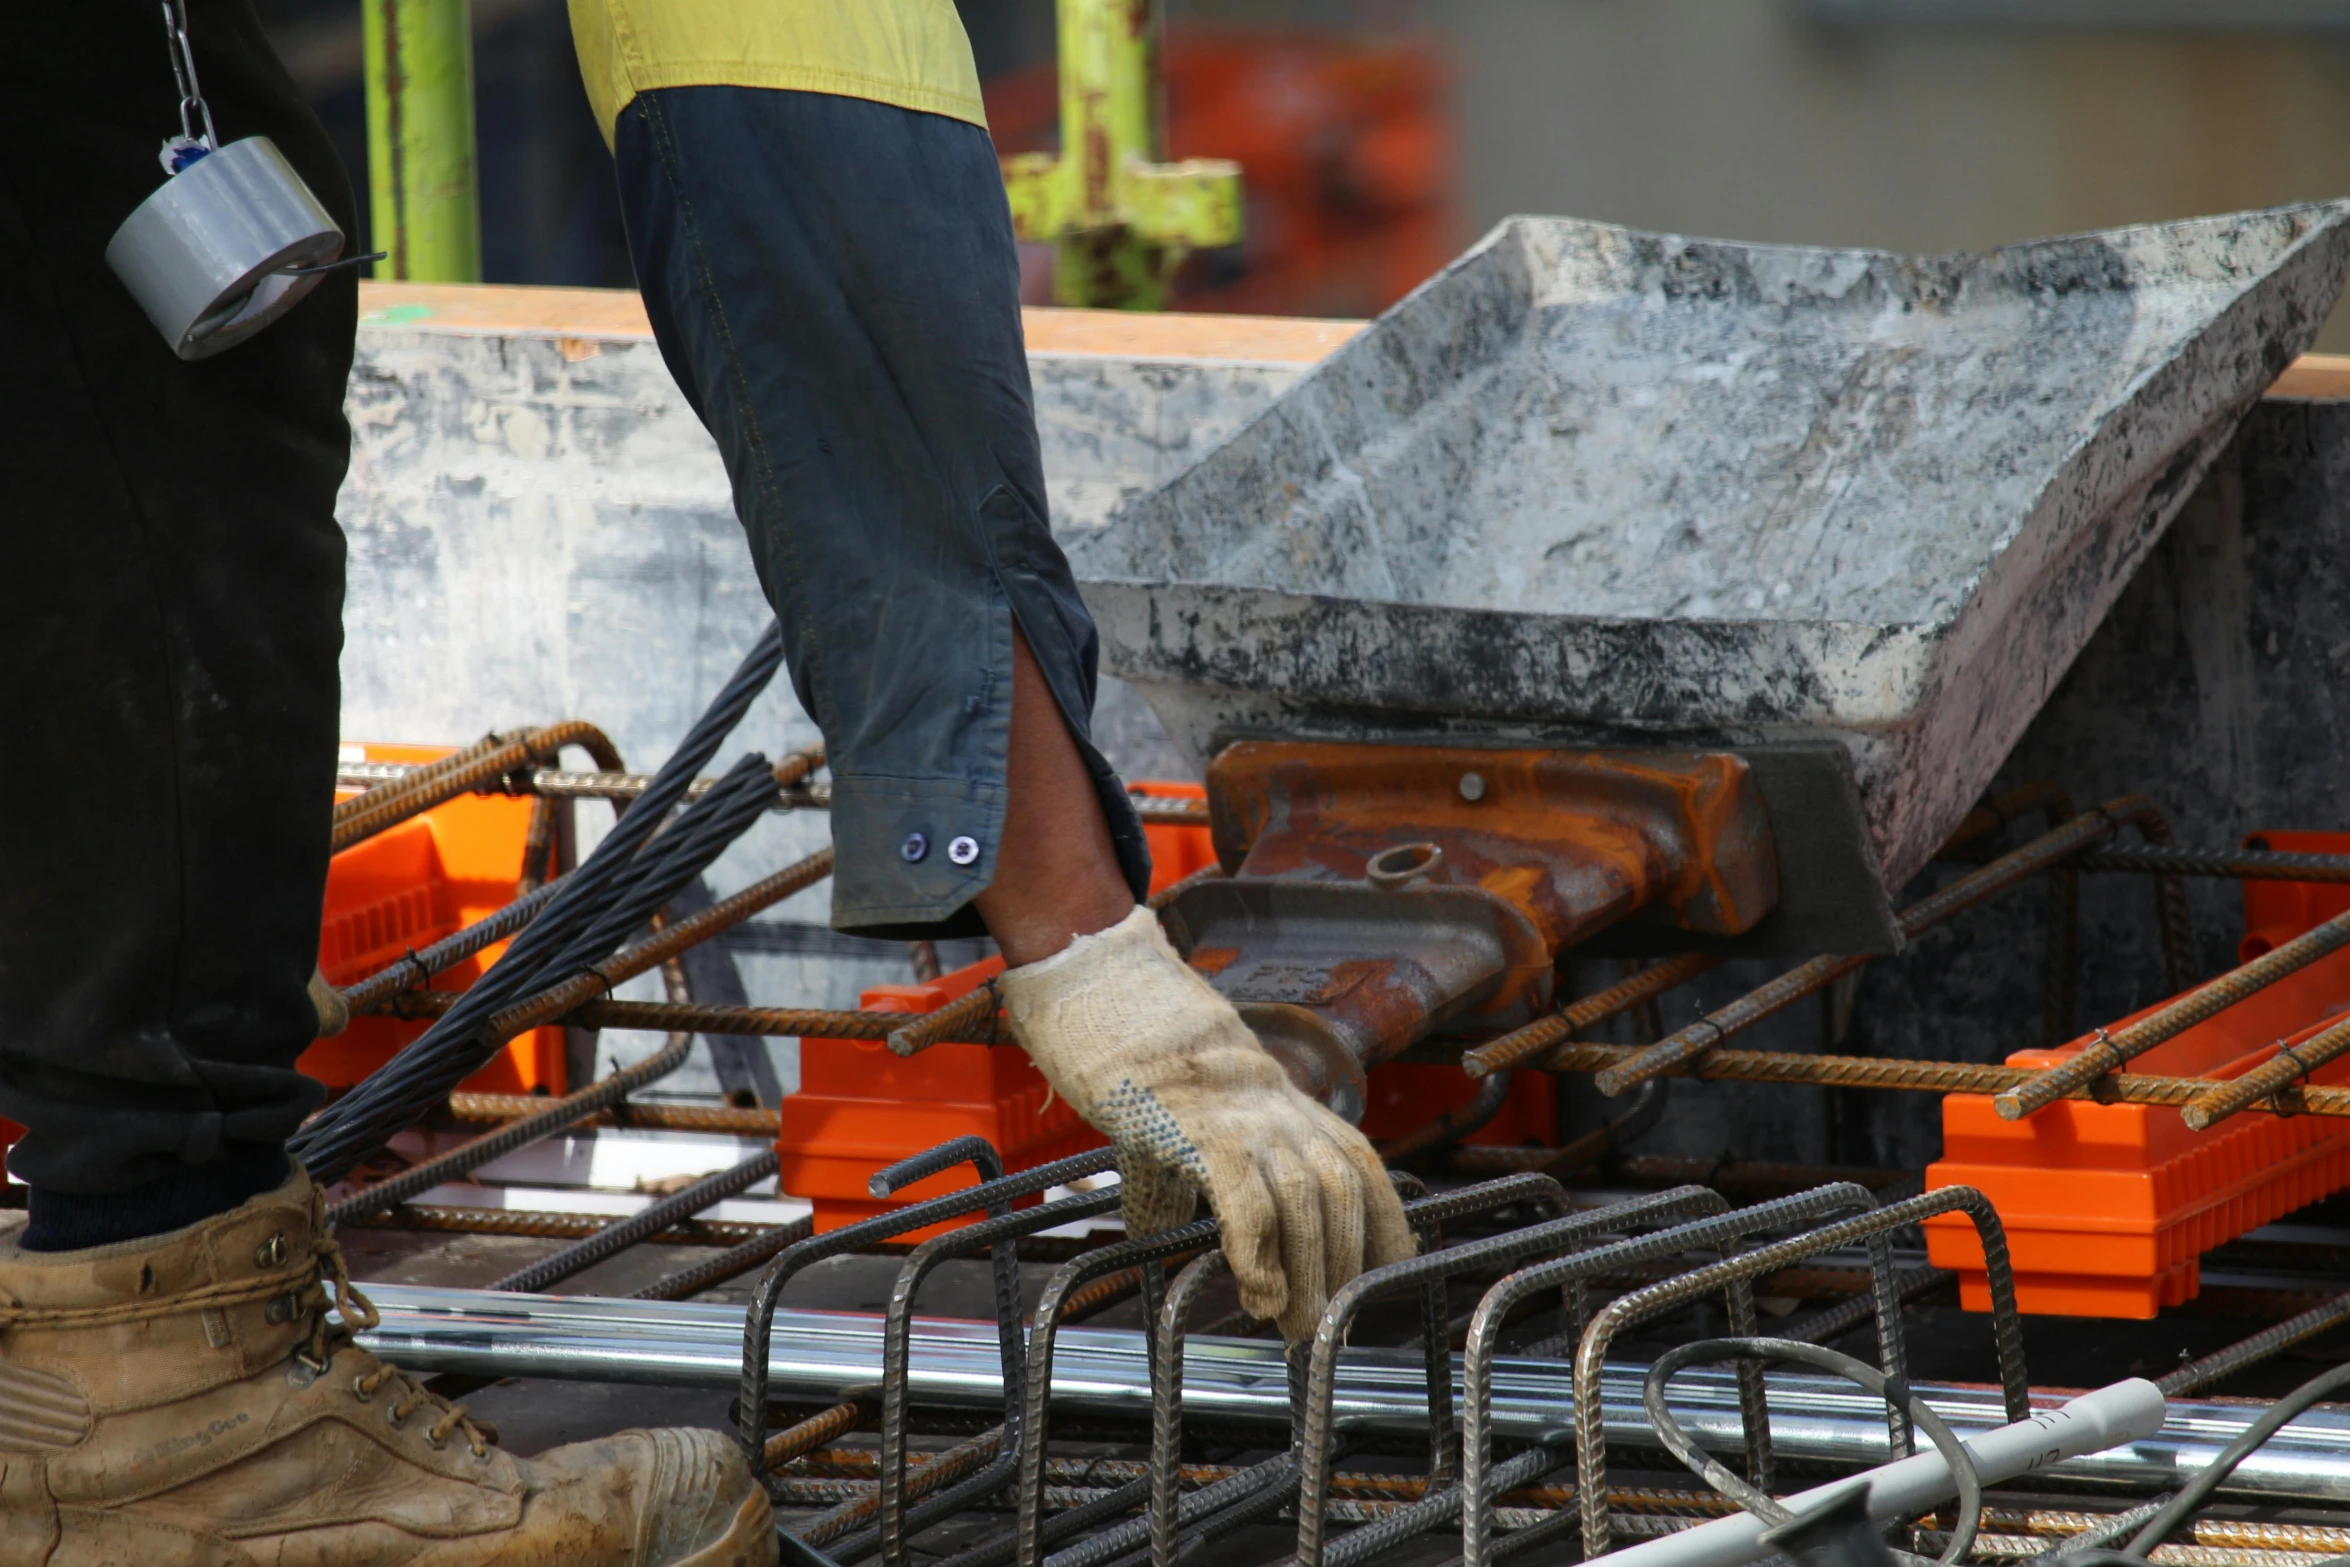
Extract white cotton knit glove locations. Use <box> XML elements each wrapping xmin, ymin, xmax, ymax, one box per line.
<box><xmin>1000</xmin><ymin>904</ymin><xmax>1416</xmax><ymax>1342</ymax></box>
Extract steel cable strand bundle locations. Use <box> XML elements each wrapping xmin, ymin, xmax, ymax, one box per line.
<box><xmin>300</xmin><ymin>756</ymin><xmax>783</xmax><ymax>1186</ymax></box>
<box><xmin>292</xmin><ymin>623</ymin><xmax>788</xmax><ymax>1187</ymax></box>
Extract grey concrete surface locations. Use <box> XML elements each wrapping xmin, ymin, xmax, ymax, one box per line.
<box><xmin>1598</xmin><ymin>395</ymin><xmax>2350</xmax><ymax>1173</ymax></box>
<box><xmin>1073</xmin><ymin>203</ymin><xmax>2350</xmax><ymax>914</ymax></box>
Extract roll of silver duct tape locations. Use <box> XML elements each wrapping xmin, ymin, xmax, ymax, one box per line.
<box><xmin>105</xmin><ymin>137</ymin><xmax>342</xmax><ymax>360</ymax></box>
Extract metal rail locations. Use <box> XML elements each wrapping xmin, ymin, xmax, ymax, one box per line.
<box><xmin>349</xmin><ymin>1278</ymin><xmax>2350</xmax><ymax>1505</ymax></box>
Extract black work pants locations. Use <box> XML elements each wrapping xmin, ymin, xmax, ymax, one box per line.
<box><xmin>0</xmin><ymin>3</ymin><xmax>355</xmax><ymax>1195</ymax></box>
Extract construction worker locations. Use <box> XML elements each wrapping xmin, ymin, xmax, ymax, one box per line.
<box><xmin>0</xmin><ymin>2</ymin><xmax>1406</xmax><ymax>1562</ymax></box>
<box><xmin>566</xmin><ymin>0</ymin><xmax>1413</xmax><ymax>1349</ymax></box>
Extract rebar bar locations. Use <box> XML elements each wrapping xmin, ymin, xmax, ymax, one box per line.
<box><xmin>326</xmin><ymin>1029</ymin><xmax>696</xmax><ymax>1226</ymax></box>
<box><xmin>1982</xmin><ymin>1510</ymin><xmax>2350</xmax><ymax>1557</ymax></box>
<box><xmin>1135</xmin><ymin>1174</ymin><xmax>1565</xmax><ymax>1567</ymax></box>
<box><xmin>630</xmin><ymin>1216</ymin><xmax>814</xmax><ymax>1302</ymax></box>
<box><xmin>1598</xmin><ymin>802</ymin><xmax>2149</xmax><ymax>1097</ymax></box>
<box><xmin>1953</xmin><ymin>1534</ymin><xmax>2333</xmax><ymax>1567</ymax></box>
<box><xmin>388</xmin><ymin>992</ymin><xmax>1004</xmax><ymax>1044</ymax></box>
<box><xmin>1996</xmin><ymin>902</ymin><xmax>2350</xmax><ymax>1120</ymax></box>
<box><xmin>888</xmin><ymin>981</ymin><xmax>1003</xmax><ymax>1057</ymax></box>
<box><xmin>487</xmin><ymin>1147</ymin><xmax>783</xmax><ymax>1294</ymax></box>
<box><xmin>339</xmin><ymin>879</ymin><xmax>563</xmax><ymax>1015</ymax></box>
<box><xmin>1777</xmin><ymin>1266</ymin><xmax>1958</xmax><ymax>1346</ymax></box>
<box><xmin>1533</xmin><ymin>1039</ymin><xmax>2350</xmax><ymax>1116</ymax></box>
<box><xmin>1297</xmin><ymin>1186</ymin><xmax>1752</xmax><ymax>1567</ymax></box>
<box><xmin>766</xmin><ymin>1399</ymin><xmax>874</xmax><ymax>1471</ymax></box>
<box><xmin>339</xmin><ymin>738</ymin><xmax>821</xmax><ymax>806</ymax></box>
<box><xmin>2073</xmin><ymin>846</ymin><xmax>2350</xmax><ymax>881</ymax></box>
<box><xmin>1145</xmin><ymin>861</ymin><xmax>1226</xmax><ymax>913</ymax></box>
<box><xmin>800</xmin><ymin>1428</ymin><xmax>1008</xmax><ymax>1550</ymax></box>
<box><xmin>444</xmin><ymin>1093</ymin><xmax>779</xmax><ymax>1135</ymax></box>
<box><xmin>1462</xmin><ymin>951</ymin><xmax>1721</xmax><ymax>1079</ymax></box>
<box><xmin>1572</xmin><ymin>1185</ymin><xmax>2029</xmax><ymax>1559</ymax></box>
<box><xmin>331</xmin><ymin>720</ymin><xmax>625</xmax><ymax>851</ymax></box>
<box><xmin>2160</xmin><ymin>1292</ymin><xmax>2350</xmax><ymax>1396</ymax></box>
<box><xmin>741</xmin><ymin>1146</ymin><xmax>1120</xmax><ymax>1492</ymax></box>
<box><xmin>333</xmin><ymin>759</ymin><xmax>1210</xmax><ymax>843</ymax></box>
<box><xmin>516</xmin><ymin>792</ymin><xmax>563</xmax><ymax>895</ymax></box>
<box><xmin>475</xmin><ymin>847</ymin><xmax>837</xmax><ymax>1046</ymax></box>
<box><xmin>336</xmin><ymin>731</ymin><xmax>504</xmax><ymax>806</ymax></box>
<box><xmin>1463</xmin><ymin>1185</ymin><xmax>1888</xmax><ymax>1567</ymax></box>
<box><xmin>1016</xmin><ymin>1224</ymin><xmax>1213</xmax><ymax>1567</ymax></box>
<box><xmin>884</xmin><ymin>1190</ymin><xmax>1125</xmax><ymax>1567</ymax></box>
<box><xmin>774</xmin><ymin>1141</ymin><xmax>1037</xmax><ymax>1560</ymax></box>
<box><xmin>1148</xmin><ymin>1248</ymin><xmax>1228</xmax><ymax>1567</ymax></box>
<box><xmin>344</xmin><ymin>1202</ymin><xmax>785</xmax><ymax>1247</ymax></box>
<box><xmin>2183</xmin><ymin>1010</ymin><xmax>2350</xmax><ymax>1129</ymax></box>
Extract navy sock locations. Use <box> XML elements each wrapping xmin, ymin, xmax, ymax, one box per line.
<box><xmin>21</xmin><ymin>1143</ymin><xmax>290</xmax><ymax>1253</ymax></box>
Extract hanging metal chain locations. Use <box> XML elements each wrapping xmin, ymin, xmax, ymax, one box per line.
<box><xmin>159</xmin><ymin>0</ymin><xmax>218</xmax><ymax>154</ymax></box>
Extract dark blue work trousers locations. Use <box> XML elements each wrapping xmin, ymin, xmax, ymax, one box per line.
<box><xmin>613</xmin><ymin>86</ymin><xmax>1151</xmax><ymax>937</ymax></box>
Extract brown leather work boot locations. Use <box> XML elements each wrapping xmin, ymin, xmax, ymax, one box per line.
<box><xmin>0</xmin><ymin>1163</ymin><xmax>775</xmax><ymax>1566</ymax></box>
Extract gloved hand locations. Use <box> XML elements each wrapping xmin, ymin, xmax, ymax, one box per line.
<box><xmin>1000</xmin><ymin>904</ymin><xmax>1416</xmax><ymax>1342</ymax></box>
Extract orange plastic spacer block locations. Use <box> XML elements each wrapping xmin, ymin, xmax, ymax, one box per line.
<box><xmin>2240</xmin><ymin>830</ymin><xmax>2350</xmax><ymax>963</ymax></box>
<box><xmin>1926</xmin><ymin>830</ymin><xmax>2350</xmax><ymax>1317</ymax></box>
<box><xmin>304</xmin><ymin>742</ymin><xmax>567</xmax><ymax>1097</ymax></box>
<box><xmin>779</xmin><ymin>781</ymin><xmax>1216</xmax><ymax>1239</ymax></box>
<box><xmin>781</xmin><ymin>952</ymin><xmax>1108</xmax><ymax>1240</ymax></box>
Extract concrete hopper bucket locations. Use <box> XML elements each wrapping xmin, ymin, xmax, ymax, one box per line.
<box><xmin>1075</xmin><ymin>203</ymin><xmax>2350</xmax><ymax>964</ymax></box>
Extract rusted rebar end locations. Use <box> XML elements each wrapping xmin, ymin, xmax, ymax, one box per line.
<box><xmin>1465</xmin><ymin>950</ymin><xmax>1720</xmax><ymax>1079</ymax></box>
<box><xmin>1462</xmin><ymin>1014</ymin><xmax>1571</xmax><ymax>1079</ymax></box>
<box><xmin>1999</xmin><ymin>903</ymin><xmax>2350</xmax><ymax>1120</ymax></box>
<box><xmin>1593</xmin><ymin>1021</ymin><xmax>1720</xmax><ymax>1098</ymax></box>
<box><xmin>764</xmin><ymin>1400</ymin><xmax>873</xmax><ymax>1472</ymax></box>
<box><xmin>2182</xmin><ymin>1015</ymin><xmax>2350</xmax><ymax>1131</ymax></box>
<box><xmin>888</xmin><ymin>980</ymin><xmax>1000</xmax><ymax>1058</ymax></box>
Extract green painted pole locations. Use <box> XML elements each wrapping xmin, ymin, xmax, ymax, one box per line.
<box><xmin>362</xmin><ymin>0</ymin><xmax>481</xmax><ymax>282</ymax></box>
<box><xmin>1052</xmin><ymin>0</ymin><xmax>1165</xmax><ymax>308</ymax></box>
<box><xmin>1001</xmin><ymin>0</ymin><xmax>1241</xmax><ymax>311</ymax></box>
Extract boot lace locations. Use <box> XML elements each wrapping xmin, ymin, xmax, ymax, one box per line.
<box><xmin>300</xmin><ymin>1231</ymin><xmax>498</xmax><ymax>1459</ymax></box>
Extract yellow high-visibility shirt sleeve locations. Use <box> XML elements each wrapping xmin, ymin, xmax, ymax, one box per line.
<box><xmin>568</xmin><ymin>0</ymin><xmax>987</xmax><ymax>149</ymax></box>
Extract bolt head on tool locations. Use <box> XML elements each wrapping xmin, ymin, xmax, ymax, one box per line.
<box><xmin>1458</xmin><ymin>771</ymin><xmax>1487</xmax><ymax>802</ymax></box>
<box><xmin>106</xmin><ymin>137</ymin><xmax>344</xmax><ymax>361</ymax></box>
